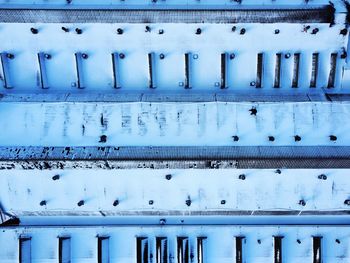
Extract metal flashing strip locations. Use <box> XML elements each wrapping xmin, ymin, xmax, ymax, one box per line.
<box><xmin>0</xmin><ymin>146</ymin><xmax>350</xmax><ymax>168</ymax></box>
<box><xmin>0</xmin><ymin>7</ymin><xmax>335</xmax><ymax>23</ymax></box>
<box><xmin>6</xmin><ymin>214</ymin><xmax>350</xmax><ymax>226</ymax></box>
<box><xmin>0</xmin><ymin>91</ymin><xmax>332</xmax><ymax>102</ymax></box>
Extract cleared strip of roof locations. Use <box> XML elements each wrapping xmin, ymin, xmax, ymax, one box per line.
<box><xmin>0</xmin><ymin>7</ymin><xmax>335</xmax><ymax>23</ymax></box>
<box><xmin>1</xmin><ymin>146</ymin><xmax>350</xmax><ymax>168</ymax></box>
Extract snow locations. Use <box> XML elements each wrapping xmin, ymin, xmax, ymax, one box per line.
<box><xmin>0</xmin><ymin>101</ymin><xmax>349</xmax><ymax>146</ymax></box>
<box><xmin>0</xmin><ymin>1</ymin><xmax>349</xmax><ymax>263</ymax></box>
<box><xmin>0</xmin><ymin>225</ymin><xmax>350</xmax><ymax>263</ymax></box>
<box><xmin>0</xmin><ymin>22</ymin><xmax>347</xmax><ymax>92</ymax></box>
<box><xmin>0</xmin><ymin>169</ymin><xmax>349</xmax><ymax>214</ymax></box>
